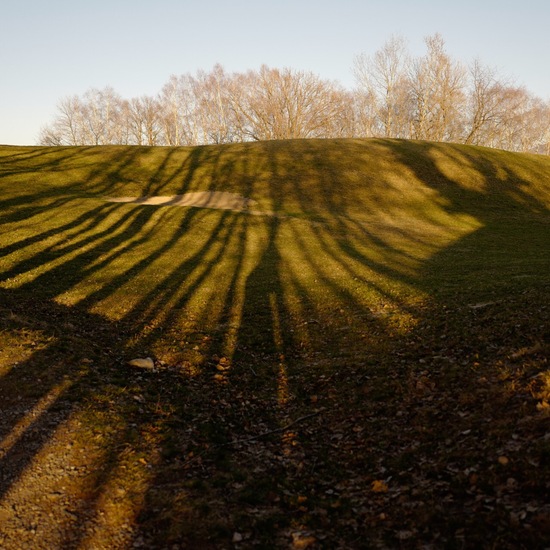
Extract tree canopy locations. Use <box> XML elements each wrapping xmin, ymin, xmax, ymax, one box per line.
<box><xmin>40</xmin><ymin>34</ymin><xmax>550</xmax><ymax>154</ymax></box>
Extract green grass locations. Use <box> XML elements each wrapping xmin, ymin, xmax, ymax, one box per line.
<box><xmin>0</xmin><ymin>139</ymin><xmax>549</xmax><ymax>549</ymax></box>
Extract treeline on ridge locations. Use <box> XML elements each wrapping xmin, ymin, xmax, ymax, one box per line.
<box><xmin>39</xmin><ymin>34</ymin><xmax>550</xmax><ymax>154</ymax></box>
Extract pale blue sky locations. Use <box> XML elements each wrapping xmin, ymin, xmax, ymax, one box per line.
<box><xmin>1</xmin><ymin>0</ymin><xmax>549</xmax><ymax>145</ymax></box>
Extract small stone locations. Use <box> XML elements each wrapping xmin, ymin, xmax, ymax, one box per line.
<box><xmin>232</xmin><ymin>532</ymin><xmax>243</xmax><ymax>543</ymax></box>
<box><xmin>127</xmin><ymin>358</ymin><xmax>155</xmax><ymax>370</ymax></box>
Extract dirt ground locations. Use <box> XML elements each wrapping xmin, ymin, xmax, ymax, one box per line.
<box><xmin>106</xmin><ymin>191</ymin><xmax>257</xmax><ymax>212</ymax></box>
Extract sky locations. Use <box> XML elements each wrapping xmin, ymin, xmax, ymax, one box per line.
<box><xmin>1</xmin><ymin>0</ymin><xmax>549</xmax><ymax>145</ymax></box>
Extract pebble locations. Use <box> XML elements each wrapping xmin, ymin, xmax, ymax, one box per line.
<box><xmin>127</xmin><ymin>358</ymin><xmax>155</xmax><ymax>370</ymax></box>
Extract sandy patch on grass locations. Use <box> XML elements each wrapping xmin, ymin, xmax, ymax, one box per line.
<box><xmin>107</xmin><ymin>191</ymin><xmax>256</xmax><ymax>212</ymax></box>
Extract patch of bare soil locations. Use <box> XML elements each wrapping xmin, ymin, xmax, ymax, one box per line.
<box><xmin>106</xmin><ymin>191</ymin><xmax>257</xmax><ymax>212</ymax></box>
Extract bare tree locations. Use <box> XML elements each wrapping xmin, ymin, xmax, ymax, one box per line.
<box><xmin>492</xmin><ymin>87</ymin><xmax>550</xmax><ymax>153</ymax></box>
<box><xmin>38</xmin><ymin>40</ymin><xmax>549</xmax><ymax>154</ymax></box>
<box><xmin>124</xmin><ymin>95</ymin><xmax>162</xmax><ymax>145</ymax></box>
<box><xmin>532</xmin><ymin>100</ymin><xmax>550</xmax><ymax>155</ymax></box>
<box><xmin>39</xmin><ymin>95</ymin><xmax>87</xmax><ymax>145</ymax></box>
<box><xmin>462</xmin><ymin>60</ymin><xmax>530</xmax><ymax>148</ymax></box>
<box><xmin>190</xmin><ymin>64</ymin><xmax>236</xmax><ymax>144</ymax></box>
<box><xmin>158</xmin><ymin>75</ymin><xmax>190</xmax><ymax>145</ymax></box>
<box><xmin>409</xmin><ymin>34</ymin><xmax>466</xmax><ymax>142</ymax></box>
<box><xmin>79</xmin><ymin>87</ymin><xmax>122</xmax><ymax>145</ymax></box>
<box><xmin>465</xmin><ymin>60</ymin><xmax>499</xmax><ymax>145</ymax></box>
<box><xmin>227</xmin><ymin>65</ymin><xmax>351</xmax><ymax>141</ymax></box>
<box><xmin>324</xmin><ymin>88</ymin><xmax>358</xmax><ymax>138</ymax></box>
<box><xmin>38</xmin><ymin>125</ymin><xmax>63</xmax><ymax>146</ymax></box>
<box><xmin>354</xmin><ymin>35</ymin><xmax>411</xmax><ymax>138</ymax></box>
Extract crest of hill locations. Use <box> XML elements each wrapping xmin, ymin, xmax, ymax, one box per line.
<box><xmin>1</xmin><ymin>139</ymin><xmax>549</xmax><ymax>222</ymax></box>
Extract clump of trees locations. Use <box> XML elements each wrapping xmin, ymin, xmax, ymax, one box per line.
<box><xmin>39</xmin><ymin>34</ymin><xmax>550</xmax><ymax>154</ymax></box>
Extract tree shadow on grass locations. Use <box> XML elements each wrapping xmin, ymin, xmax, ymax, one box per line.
<box><xmin>0</xmin><ymin>141</ymin><xmax>548</xmax><ymax>548</ymax></box>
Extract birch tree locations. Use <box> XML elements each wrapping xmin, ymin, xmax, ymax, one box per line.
<box><xmin>124</xmin><ymin>96</ymin><xmax>162</xmax><ymax>145</ymax></box>
<box><xmin>354</xmin><ymin>35</ymin><xmax>411</xmax><ymax>138</ymax></box>
<box><xmin>80</xmin><ymin>87</ymin><xmax>123</xmax><ymax>145</ymax></box>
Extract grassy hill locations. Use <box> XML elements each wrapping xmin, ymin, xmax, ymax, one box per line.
<box><xmin>0</xmin><ymin>139</ymin><xmax>549</xmax><ymax>549</ymax></box>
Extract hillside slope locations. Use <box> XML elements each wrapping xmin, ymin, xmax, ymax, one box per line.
<box><xmin>1</xmin><ymin>138</ymin><xmax>548</xmax><ymax>311</ymax></box>
<box><xmin>0</xmin><ymin>139</ymin><xmax>549</xmax><ymax>549</ymax></box>
<box><xmin>2</xmin><ymin>138</ymin><xmax>549</xmax><ymax>215</ymax></box>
